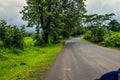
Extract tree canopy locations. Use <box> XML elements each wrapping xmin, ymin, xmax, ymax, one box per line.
<box><xmin>83</xmin><ymin>13</ymin><xmax>115</xmax><ymax>27</ymax></box>
<box><xmin>21</xmin><ymin>0</ymin><xmax>86</xmax><ymax>45</ymax></box>
<box><xmin>108</xmin><ymin>19</ymin><xmax>120</xmax><ymax>31</ymax></box>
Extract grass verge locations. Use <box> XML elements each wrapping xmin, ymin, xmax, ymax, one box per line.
<box><xmin>0</xmin><ymin>37</ymin><xmax>62</xmax><ymax>80</ymax></box>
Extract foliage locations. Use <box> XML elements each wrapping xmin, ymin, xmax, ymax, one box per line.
<box><xmin>0</xmin><ymin>20</ymin><xmax>25</xmax><ymax>49</ymax></box>
<box><xmin>34</xmin><ymin>34</ymin><xmax>45</xmax><ymax>46</ymax></box>
<box><xmin>84</xmin><ymin>26</ymin><xmax>108</xmax><ymax>43</ymax></box>
<box><xmin>107</xmin><ymin>19</ymin><xmax>120</xmax><ymax>31</ymax></box>
<box><xmin>83</xmin><ymin>30</ymin><xmax>92</xmax><ymax>40</ymax></box>
<box><xmin>83</xmin><ymin>12</ymin><xmax>120</xmax><ymax>48</ymax></box>
<box><xmin>72</xmin><ymin>26</ymin><xmax>85</xmax><ymax>37</ymax></box>
<box><xmin>101</xmin><ymin>32</ymin><xmax>120</xmax><ymax>48</ymax></box>
<box><xmin>20</xmin><ymin>0</ymin><xmax>86</xmax><ymax>45</ymax></box>
<box><xmin>84</xmin><ymin>27</ymin><xmax>120</xmax><ymax>48</ymax></box>
<box><xmin>24</xmin><ymin>32</ymin><xmax>35</xmax><ymax>37</ymax></box>
<box><xmin>83</xmin><ymin>13</ymin><xmax>115</xmax><ymax>28</ymax></box>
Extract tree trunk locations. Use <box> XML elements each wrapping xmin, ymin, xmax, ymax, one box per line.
<box><xmin>43</xmin><ymin>0</ymin><xmax>51</xmax><ymax>44</ymax></box>
<box><xmin>53</xmin><ymin>35</ymin><xmax>57</xmax><ymax>43</ymax></box>
<box><xmin>43</xmin><ymin>32</ymin><xmax>49</xmax><ymax>43</ymax></box>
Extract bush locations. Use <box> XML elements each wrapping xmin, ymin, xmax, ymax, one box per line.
<box><xmin>84</xmin><ymin>31</ymin><xmax>92</xmax><ymax>41</ymax></box>
<box><xmin>101</xmin><ymin>33</ymin><xmax>120</xmax><ymax>48</ymax></box>
<box><xmin>0</xmin><ymin>20</ymin><xmax>25</xmax><ymax>49</ymax></box>
<box><xmin>84</xmin><ymin>26</ymin><xmax>108</xmax><ymax>43</ymax></box>
<box><xmin>12</xmin><ymin>27</ymin><xmax>24</xmax><ymax>49</ymax></box>
<box><xmin>34</xmin><ymin>34</ymin><xmax>45</xmax><ymax>47</ymax></box>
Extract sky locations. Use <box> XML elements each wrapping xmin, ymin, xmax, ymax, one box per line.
<box><xmin>0</xmin><ymin>0</ymin><xmax>120</xmax><ymax>27</ymax></box>
<box><xmin>85</xmin><ymin>0</ymin><xmax>120</xmax><ymax>21</ymax></box>
<box><xmin>0</xmin><ymin>0</ymin><xmax>26</xmax><ymax>25</ymax></box>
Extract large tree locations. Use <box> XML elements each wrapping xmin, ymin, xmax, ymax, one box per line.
<box><xmin>21</xmin><ymin>0</ymin><xmax>86</xmax><ymax>45</ymax></box>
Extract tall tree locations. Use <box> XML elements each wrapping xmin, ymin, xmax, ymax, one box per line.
<box><xmin>61</xmin><ymin>0</ymin><xmax>86</xmax><ymax>38</ymax></box>
<box><xmin>21</xmin><ymin>0</ymin><xmax>86</xmax><ymax>45</ymax></box>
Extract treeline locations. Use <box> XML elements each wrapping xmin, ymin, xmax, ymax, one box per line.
<box><xmin>84</xmin><ymin>13</ymin><xmax>120</xmax><ymax>48</ymax></box>
<box><xmin>2</xmin><ymin>0</ymin><xmax>120</xmax><ymax>49</ymax></box>
<box><xmin>0</xmin><ymin>0</ymin><xmax>87</xmax><ymax>48</ymax></box>
<box><xmin>20</xmin><ymin>0</ymin><xmax>86</xmax><ymax>46</ymax></box>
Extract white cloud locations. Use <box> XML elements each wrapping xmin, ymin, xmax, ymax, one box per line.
<box><xmin>85</xmin><ymin>0</ymin><xmax>120</xmax><ymax>13</ymax></box>
<box><xmin>85</xmin><ymin>0</ymin><xmax>120</xmax><ymax>21</ymax></box>
<box><xmin>0</xmin><ymin>0</ymin><xmax>26</xmax><ymax>25</ymax></box>
<box><xmin>0</xmin><ymin>7</ymin><xmax>4</xmax><ymax>11</ymax></box>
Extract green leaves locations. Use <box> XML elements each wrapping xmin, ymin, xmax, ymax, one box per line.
<box><xmin>101</xmin><ymin>32</ymin><xmax>120</xmax><ymax>48</ymax></box>
<box><xmin>0</xmin><ymin>20</ymin><xmax>25</xmax><ymax>49</ymax></box>
<box><xmin>84</xmin><ymin>13</ymin><xmax>115</xmax><ymax>27</ymax></box>
<box><xmin>21</xmin><ymin>0</ymin><xmax>86</xmax><ymax>45</ymax></box>
<box><xmin>84</xmin><ymin>26</ymin><xmax>108</xmax><ymax>43</ymax></box>
<box><xmin>108</xmin><ymin>19</ymin><xmax>120</xmax><ymax>31</ymax></box>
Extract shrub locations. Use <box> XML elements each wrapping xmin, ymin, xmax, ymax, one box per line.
<box><xmin>101</xmin><ymin>33</ymin><xmax>120</xmax><ymax>48</ymax></box>
<box><xmin>0</xmin><ymin>20</ymin><xmax>25</xmax><ymax>49</ymax></box>
<box><xmin>34</xmin><ymin>34</ymin><xmax>45</xmax><ymax>47</ymax></box>
<box><xmin>84</xmin><ymin>26</ymin><xmax>108</xmax><ymax>43</ymax></box>
<box><xmin>12</xmin><ymin>27</ymin><xmax>24</xmax><ymax>49</ymax></box>
<box><xmin>84</xmin><ymin>31</ymin><xmax>92</xmax><ymax>41</ymax></box>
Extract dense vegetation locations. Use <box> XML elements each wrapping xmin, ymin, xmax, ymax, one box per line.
<box><xmin>0</xmin><ymin>20</ymin><xmax>25</xmax><ymax>49</ymax></box>
<box><xmin>20</xmin><ymin>0</ymin><xmax>86</xmax><ymax>45</ymax></box>
<box><xmin>101</xmin><ymin>32</ymin><xmax>120</xmax><ymax>48</ymax></box>
<box><xmin>84</xmin><ymin>26</ymin><xmax>108</xmax><ymax>43</ymax></box>
<box><xmin>83</xmin><ymin>13</ymin><xmax>120</xmax><ymax>48</ymax></box>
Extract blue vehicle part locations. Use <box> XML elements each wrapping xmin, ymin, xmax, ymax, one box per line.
<box><xmin>99</xmin><ymin>70</ymin><xmax>118</xmax><ymax>80</ymax></box>
<box><xmin>99</xmin><ymin>68</ymin><xmax>120</xmax><ymax>80</ymax></box>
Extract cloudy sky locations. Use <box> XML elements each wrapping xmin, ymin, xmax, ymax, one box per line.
<box><xmin>0</xmin><ymin>0</ymin><xmax>27</xmax><ymax>26</ymax></box>
<box><xmin>0</xmin><ymin>0</ymin><xmax>120</xmax><ymax>26</ymax></box>
<box><xmin>85</xmin><ymin>0</ymin><xmax>120</xmax><ymax>21</ymax></box>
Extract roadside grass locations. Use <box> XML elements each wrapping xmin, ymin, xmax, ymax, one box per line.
<box><xmin>0</xmin><ymin>37</ymin><xmax>62</xmax><ymax>80</ymax></box>
<box><xmin>80</xmin><ymin>37</ymin><xmax>88</xmax><ymax>42</ymax></box>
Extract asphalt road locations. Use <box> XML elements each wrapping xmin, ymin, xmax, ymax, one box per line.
<box><xmin>45</xmin><ymin>38</ymin><xmax>120</xmax><ymax>80</ymax></box>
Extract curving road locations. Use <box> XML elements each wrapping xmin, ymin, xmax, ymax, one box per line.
<box><xmin>45</xmin><ymin>38</ymin><xmax>120</xmax><ymax>80</ymax></box>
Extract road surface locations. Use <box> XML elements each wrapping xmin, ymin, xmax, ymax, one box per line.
<box><xmin>45</xmin><ymin>38</ymin><xmax>120</xmax><ymax>80</ymax></box>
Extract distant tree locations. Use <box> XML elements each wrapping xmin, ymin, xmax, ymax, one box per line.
<box><xmin>108</xmin><ymin>19</ymin><xmax>120</xmax><ymax>31</ymax></box>
<box><xmin>84</xmin><ymin>25</ymin><xmax>108</xmax><ymax>43</ymax></box>
<box><xmin>24</xmin><ymin>32</ymin><xmax>35</xmax><ymax>37</ymax></box>
<box><xmin>84</xmin><ymin>13</ymin><xmax>115</xmax><ymax>28</ymax></box>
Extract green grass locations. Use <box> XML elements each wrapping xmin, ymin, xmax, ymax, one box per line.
<box><xmin>80</xmin><ymin>37</ymin><xmax>88</xmax><ymax>42</ymax></box>
<box><xmin>0</xmin><ymin>37</ymin><xmax>62</xmax><ymax>80</ymax></box>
